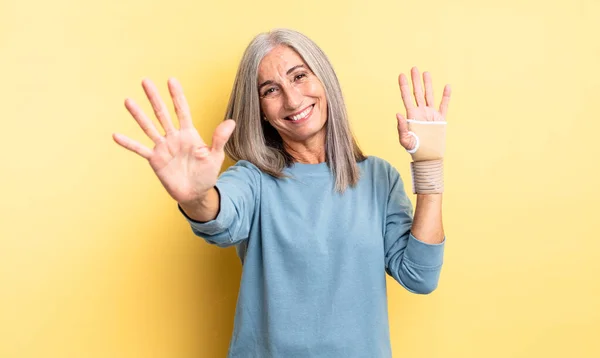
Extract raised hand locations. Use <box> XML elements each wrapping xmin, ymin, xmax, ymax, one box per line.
<box><xmin>396</xmin><ymin>67</ymin><xmax>451</xmax><ymax>151</ymax></box>
<box><xmin>112</xmin><ymin>78</ymin><xmax>235</xmax><ymax>205</ymax></box>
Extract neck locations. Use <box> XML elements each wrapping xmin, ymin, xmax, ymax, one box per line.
<box><xmin>283</xmin><ymin>133</ymin><xmax>326</xmax><ymax>164</ymax></box>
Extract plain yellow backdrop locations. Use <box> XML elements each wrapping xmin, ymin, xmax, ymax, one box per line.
<box><xmin>1</xmin><ymin>0</ymin><xmax>599</xmax><ymax>357</ymax></box>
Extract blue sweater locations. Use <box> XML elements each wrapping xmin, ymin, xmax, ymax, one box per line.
<box><xmin>178</xmin><ymin>156</ymin><xmax>445</xmax><ymax>357</ymax></box>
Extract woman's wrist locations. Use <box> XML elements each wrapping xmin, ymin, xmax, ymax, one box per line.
<box><xmin>410</xmin><ymin>159</ymin><xmax>444</xmax><ymax>194</ymax></box>
<box><xmin>179</xmin><ymin>187</ymin><xmax>220</xmax><ymax>223</ymax></box>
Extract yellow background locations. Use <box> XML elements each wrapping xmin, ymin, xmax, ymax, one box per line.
<box><xmin>1</xmin><ymin>0</ymin><xmax>599</xmax><ymax>357</ymax></box>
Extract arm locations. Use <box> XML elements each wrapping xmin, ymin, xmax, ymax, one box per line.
<box><xmin>178</xmin><ymin>161</ymin><xmax>260</xmax><ymax>248</ymax></box>
<box><xmin>412</xmin><ymin>193</ymin><xmax>444</xmax><ymax>244</ymax></box>
<box><xmin>112</xmin><ymin>77</ymin><xmax>244</xmax><ymax>244</ymax></box>
<box><xmin>383</xmin><ymin>168</ymin><xmax>444</xmax><ymax>295</ymax></box>
<box><xmin>384</xmin><ymin>66</ymin><xmax>451</xmax><ymax>292</ymax></box>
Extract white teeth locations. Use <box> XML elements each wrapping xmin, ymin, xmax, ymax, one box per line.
<box><xmin>289</xmin><ymin>106</ymin><xmax>312</xmax><ymax>121</ymax></box>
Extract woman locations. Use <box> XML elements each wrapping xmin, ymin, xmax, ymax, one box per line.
<box><xmin>113</xmin><ymin>28</ymin><xmax>451</xmax><ymax>357</ymax></box>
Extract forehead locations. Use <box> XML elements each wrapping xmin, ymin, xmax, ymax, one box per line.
<box><xmin>257</xmin><ymin>45</ymin><xmax>307</xmax><ymax>81</ymax></box>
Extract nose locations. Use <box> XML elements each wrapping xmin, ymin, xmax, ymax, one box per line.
<box><xmin>283</xmin><ymin>85</ymin><xmax>303</xmax><ymax>111</ymax></box>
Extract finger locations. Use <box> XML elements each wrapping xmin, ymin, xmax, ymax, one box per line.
<box><xmin>396</xmin><ymin>112</ymin><xmax>409</xmax><ymax>137</ymax></box>
<box><xmin>124</xmin><ymin>98</ymin><xmax>164</xmax><ymax>144</ymax></box>
<box><xmin>141</xmin><ymin>78</ymin><xmax>177</xmax><ymax>135</ymax></box>
<box><xmin>396</xmin><ymin>113</ymin><xmax>417</xmax><ymax>149</ymax></box>
<box><xmin>423</xmin><ymin>71</ymin><xmax>435</xmax><ymax>107</ymax></box>
<box><xmin>398</xmin><ymin>73</ymin><xmax>416</xmax><ymax>113</ymax></box>
<box><xmin>439</xmin><ymin>84</ymin><xmax>452</xmax><ymax>119</ymax></box>
<box><xmin>167</xmin><ymin>77</ymin><xmax>194</xmax><ymax>130</ymax></box>
<box><xmin>112</xmin><ymin>133</ymin><xmax>153</xmax><ymax>159</ymax></box>
<box><xmin>211</xmin><ymin>119</ymin><xmax>236</xmax><ymax>152</ymax></box>
<box><xmin>411</xmin><ymin>67</ymin><xmax>426</xmax><ymax>107</ymax></box>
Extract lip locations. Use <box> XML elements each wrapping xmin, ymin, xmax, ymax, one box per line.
<box><xmin>285</xmin><ymin>104</ymin><xmax>314</xmax><ymax>124</ymax></box>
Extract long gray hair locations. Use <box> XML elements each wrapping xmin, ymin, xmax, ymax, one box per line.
<box><xmin>224</xmin><ymin>28</ymin><xmax>366</xmax><ymax>192</ymax></box>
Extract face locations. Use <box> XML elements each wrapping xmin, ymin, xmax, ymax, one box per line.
<box><xmin>257</xmin><ymin>45</ymin><xmax>328</xmax><ymax>147</ymax></box>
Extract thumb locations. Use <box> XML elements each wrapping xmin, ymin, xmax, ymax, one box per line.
<box><xmin>396</xmin><ymin>112</ymin><xmax>409</xmax><ymax>137</ymax></box>
<box><xmin>212</xmin><ymin>119</ymin><xmax>236</xmax><ymax>153</ymax></box>
<box><xmin>396</xmin><ymin>113</ymin><xmax>416</xmax><ymax>151</ymax></box>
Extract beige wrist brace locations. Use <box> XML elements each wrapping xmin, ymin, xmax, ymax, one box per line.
<box><xmin>406</xmin><ymin>120</ymin><xmax>447</xmax><ymax>194</ymax></box>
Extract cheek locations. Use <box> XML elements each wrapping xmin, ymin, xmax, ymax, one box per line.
<box><xmin>304</xmin><ymin>80</ymin><xmax>325</xmax><ymax>97</ymax></box>
<box><xmin>261</xmin><ymin>101</ymin><xmax>279</xmax><ymax>118</ymax></box>
<box><xmin>306</xmin><ymin>81</ymin><xmax>327</xmax><ymax>112</ymax></box>
<box><xmin>311</xmin><ymin>85</ymin><xmax>327</xmax><ymax>112</ymax></box>
<box><xmin>321</xmin><ymin>102</ymin><xmax>328</xmax><ymax>123</ymax></box>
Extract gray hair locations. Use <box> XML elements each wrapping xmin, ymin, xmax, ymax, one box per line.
<box><xmin>223</xmin><ymin>28</ymin><xmax>366</xmax><ymax>192</ymax></box>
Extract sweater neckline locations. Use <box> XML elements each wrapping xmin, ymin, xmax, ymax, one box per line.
<box><xmin>286</xmin><ymin>161</ymin><xmax>331</xmax><ymax>176</ymax></box>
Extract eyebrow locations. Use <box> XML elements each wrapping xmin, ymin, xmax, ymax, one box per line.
<box><xmin>258</xmin><ymin>64</ymin><xmax>306</xmax><ymax>91</ymax></box>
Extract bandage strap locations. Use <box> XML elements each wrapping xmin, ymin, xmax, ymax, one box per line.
<box><xmin>410</xmin><ymin>159</ymin><xmax>444</xmax><ymax>194</ymax></box>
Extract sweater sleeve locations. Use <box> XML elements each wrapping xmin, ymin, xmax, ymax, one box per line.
<box><xmin>383</xmin><ymin>165</ymin><xmax>445</xmax><ymax>294</ymax></box>
<box><xmin>178</xmin><ymin>160</ymin><xmax>260</xmax><ymax>248</ymax></box>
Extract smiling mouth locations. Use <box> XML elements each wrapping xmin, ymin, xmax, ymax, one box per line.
<box><xmin>285</xmin><ymin>104</ymin><xmax>314</xmax><ymax>121</ymax></box>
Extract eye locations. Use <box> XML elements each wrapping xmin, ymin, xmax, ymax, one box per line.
<box><xmin>294</xmin><ymin>73</ymin><xmax>307</xmax><ymax>81</ymax></box>
<box><xmin>262</xmin><ymin>87</ymin><xmax>277</xmax><ymax>97</ymax></box>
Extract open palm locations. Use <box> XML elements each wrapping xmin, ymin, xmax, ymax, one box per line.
<box><xmin>112</xmin><ymin>78</ymin><xmax>235</xmax><ymax>205</ymax></box>
<box><xmin>396</xmin><ymin>67</ymin><xmax>451</xmax><ymax>151</ymax></box>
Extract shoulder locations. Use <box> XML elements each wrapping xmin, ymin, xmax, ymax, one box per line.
<box><xmin>360</xmin><ymin>155</ymin><xmax>390</xmax><ymax>168</ymax></box>
<box><xmin>359</xmin><ymin>155</ymin><xmax>397</xmax><ymax>176</ymax></box>
<box><xmin>358</xmin><ymin>155</ymin><xmax>404</xmax><ymax>188</ymax></box>
<box><xmin>220</xmin><ymin>160</ymin><xmax>262</xmax><ymax>184</ymax></box>
<box><xmin>229</xmin><ymin>159</ymin><xmax>261</xmax><ymax>172</ymax></box>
